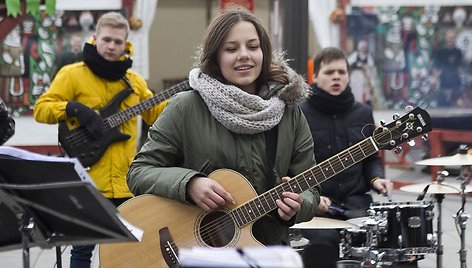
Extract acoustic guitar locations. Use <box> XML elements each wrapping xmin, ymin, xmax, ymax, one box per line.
<box><xmin>99</xmin><ymin>106</ymin><xmax>431</xmax><ymax>268</ymax></box>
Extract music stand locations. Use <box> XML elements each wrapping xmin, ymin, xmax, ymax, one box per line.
<box><xmin>0</xmin><ymin>147</ymin><xmax>138</xmax><ymax>268</ymax></box>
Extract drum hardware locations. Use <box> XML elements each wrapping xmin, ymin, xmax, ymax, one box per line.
<box><xmin>288</xmin><ymin>229</ymin><xmax>310</xmax><ymax>258</ymax></box>
<box><xmin>342</xmin><ymin>201</ymin><xmax>437</xmax><ymax>266</ymax></box>
<box><xmin>399</xmin><ymin>169</ymin><xmax>470</xmax><ymax>268</ymax></box>
<box><xmin>422</xmin><ymin>170</ymin><xmax>447</xmax><ymax>268</ymax></box>
<box><xmin>410</xmin><ymin>145</ymin><xmax>472</xmax><ymax>268</ymax></box>
<box><xmin>454</xmin><ymin>159</ymin><xmax>471</xmax><ymax>268</ymax></box>
<box><xmin>340</xmin><ymin>211</ymin><xmax>389</xmax><ymax>267</ymax></box>
<box><xmin>370</xmin><ymin>201</ymin><xmax>435</xmax><ymax>252</ymax></box>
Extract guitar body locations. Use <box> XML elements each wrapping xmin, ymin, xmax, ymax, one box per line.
<box><xmin>58</xmin><ymin>123</ymin><xmax>129</xmax><ymax>167</ymax></box>
<box><xmin>99</xmin><ymin>169</ymin><xmax>264</xmax><ymax>268</ymax></box>
<box><xmin>58</xmin><ymin>89</ymin><xmax>131</xmax><ymax>167</ymax></box>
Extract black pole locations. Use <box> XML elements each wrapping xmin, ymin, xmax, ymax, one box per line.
<box><xmin>282</xmin><ymin>0</ymin><xmax>308</xmax><ymax>77</ymax></box>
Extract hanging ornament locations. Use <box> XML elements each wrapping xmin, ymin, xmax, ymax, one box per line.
<box><xmin>330</xmin><ymin>7</ymin><xmax>345</xmax><ymax>23</ymax></box>
<box><xmin>129</xmin><ymin>16</ymin><xmax>143</xmax><ymax>30</ymax></box>
<box><xmin>45</xmin><ymin>0</ymin><xmax>56</xmax><ymax>16</ymax></box>
<box><xmin>26</xmin><ymin>0</ymin><xmax>40</xmax><ymax>16</ymax></box>
<box><xmin>6</xmin><ymin>0</ymin><xmax>21</xmax><ymax>17</ymax></box>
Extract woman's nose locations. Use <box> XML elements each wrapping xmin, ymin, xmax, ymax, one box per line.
<box><xmin>238</xmin><ymin>48</ymin><xmax>249</xmax><ymax>60</ymax></box>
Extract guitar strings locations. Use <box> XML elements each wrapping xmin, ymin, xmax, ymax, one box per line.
<box><xmin>64</xmin><ymin>119</ymin><xmax>113</xmax><ymax>146</ymax></box>
<box><xmin>178</xmin><ymin>115</ymin><xmax>414</xmax><ymax>247</ymax></box>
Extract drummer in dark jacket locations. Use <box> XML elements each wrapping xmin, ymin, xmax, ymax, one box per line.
<box><xmin>299</xmin><ymin>47</ymin><xmax>392</xmax><ymax>268</ymax></box>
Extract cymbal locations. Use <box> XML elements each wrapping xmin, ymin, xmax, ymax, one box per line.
<box><xmin>400</xmin><ymin>182</ymin><xmax>472</xmax><ymax>194</ymax></box>
<box><xmin>291</xmin><ymin>217</ymin><xmax>358</xmax><ymax>229</ymax></box>
<box><xmin>415</xmin><ymin>153</ymin><xmax>472</xmax><ymax>166</ymax></box>
<box><xmin>346</xmin><ymin>217</ymin><xmax>370</xmax><ymax>227</ymax></box>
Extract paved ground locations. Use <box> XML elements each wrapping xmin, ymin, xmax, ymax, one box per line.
<box><xmin>0</xmin><ymin>146</ymin><xmax>471</xmax><ymax>267</ymax></box>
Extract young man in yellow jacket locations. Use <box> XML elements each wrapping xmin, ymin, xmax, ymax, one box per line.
<box><xmin>34</xmin><ymin>12</ymin><xmax>167</xmax><ymax>268</ymax></box>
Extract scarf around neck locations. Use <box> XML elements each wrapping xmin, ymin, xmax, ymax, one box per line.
<box><xmin>189</xmin><ymin>68</ymin><xmax>286</xmax><ymax>134</ymax></box>
<box><xmin>308</xmin><ymin>84</ymin><xmax>355</xmax><ymax>114</ymax></box>
<box><xmin>83</xmin><ymin>43</ymin><xmax>132</xmax><ymax>81</ymax></box>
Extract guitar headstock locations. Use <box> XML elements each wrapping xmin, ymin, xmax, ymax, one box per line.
<box><xmin>373</xmin><ymin>106</ymin><xmax>432</xmax><ymax>151</ymax></box>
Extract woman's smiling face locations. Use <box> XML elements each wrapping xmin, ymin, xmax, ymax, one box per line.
<box><xmin>217</xmin><ymin>21</ymin><xmax>263</xmax><ymax>94</ymax></box>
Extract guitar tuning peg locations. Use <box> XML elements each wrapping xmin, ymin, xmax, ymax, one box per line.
<box><xmin>404</xmin><ymin>105</ymin><xmax>414</xmax><ymax>112</ymax></box>
<box><xmin>379</xmin><ymin>119</ymin><xmax>386</xmax><ymax>126</ymax></box>
<box><xmin>407</xmin><ymin>139</ymin><xmax>416</xmax><ymax>147</ymax></box>
<box><xmin>394</xmin><ymin>145</ymin><xmax>403</xmax><ymax>154</ymax></box>
<box><xmin>393</xmin><ymin>113</ymin><xmax>400</xmax><ymax>120</ymax></box>
<box><xmin>421</xmin><ymin>134</ymin><xmax>429</xmax><ymax>142</ymax></box>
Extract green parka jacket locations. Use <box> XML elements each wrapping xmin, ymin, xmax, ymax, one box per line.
<box><xmin>128</xmin><ymin>85</ymin><xmax>320</xmax><ymax>245</ymax></box>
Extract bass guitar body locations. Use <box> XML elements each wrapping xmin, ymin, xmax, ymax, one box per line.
<box><xmin>99</xmin><ymin>169</ymin><xmax>263</xmax><ymax>268</ymax></box>
<box><xmin>58</xmin><ymin>89</ymin><xmax>131</xmax><ymax>167</ymax></box>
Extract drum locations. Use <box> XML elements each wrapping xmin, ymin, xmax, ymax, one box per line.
<box><xmin>290</xmin><ymin>237</ymin><xmax>310</xmax><ymax>259</ymax></box>
<box><xmin>340</xmin><ymin>228</ymin><xmax>369</xmax><ymax>259</ymax></box>
<box><xmin>342</xmin><ymin>228</ymin><xmax>368</xmax><ymax>248</ymax></box>
<box><xmin>336</xmin><ymin>260</ymin><xmax>362</xmax><ymax>268</ymax></box>
<box><xmin>370</xmin><ymin>201</ymin><xmax>435</xmax><ymax>252</ymax></box>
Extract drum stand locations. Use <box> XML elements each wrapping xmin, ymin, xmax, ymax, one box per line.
<box><xmin>433</xmin><ymin>193</ymin><xmax>445</xmax><ymax>268</ymax></box>
<box><xmin>454</xmin><ymin>166</ymin><xmax>470</xmax><ymax>268</ymax></box>
<box><xmin>433</xmin><ymin>171</ymin><xmax>448</xmax><ymax>268</ymax></box>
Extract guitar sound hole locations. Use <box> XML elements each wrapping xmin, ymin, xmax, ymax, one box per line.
<box><xmin>199</xmin><ymin>210</ymin><xmax>235</xmax><ymax>248</ymax></box>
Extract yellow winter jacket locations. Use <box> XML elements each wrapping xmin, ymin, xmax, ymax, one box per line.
<box><xmin>33</xmin><ymin>62</ymin><xmax>167</xmax><ymax>198</ymax></box>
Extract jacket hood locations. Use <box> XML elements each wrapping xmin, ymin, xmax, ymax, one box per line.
<box><xmin>271</xmin><ymin>51</ymin><xmax>311</xmax><ymax>107</ymax></box>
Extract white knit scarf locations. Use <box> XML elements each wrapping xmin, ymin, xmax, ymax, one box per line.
<box><xmin>189</xmin><ymin>68</ymin><xmax>285</xmax><ymax>134</ymax></box>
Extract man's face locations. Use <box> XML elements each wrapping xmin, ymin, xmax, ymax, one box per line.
<box><xmin>314</xmin><ymin>59</ymin><xmax>349</xmax><ymax>96</ymax></box>
<box><xmin>93</xmin><ymin>26</ymin><xmax>127</xmax><ymax>62</ymax></box>
<box><xmin>70</xmin><ymin>36</ymin><xmax>83</xmax><ymax>54</ymax></box>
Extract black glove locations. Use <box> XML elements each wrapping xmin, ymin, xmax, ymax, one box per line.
<box><xmin>0</xmin><ymin>110</ymin><xmax>9</xmax><ymax>143</ymax></box>
<box><xmin>66</xmin><ymin>101</ymin><xmax>103</xmax><ymax>139</ymax></box>
<box><xmin>0</xmin><ymin>109</ymin><xmax>8</xmax><ymax>122</ymax></box>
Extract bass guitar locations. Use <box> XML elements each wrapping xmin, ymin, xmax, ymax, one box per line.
<box><xmin>99</xmin><ymin>106</ymin><xmax>431</xmax><ymax>268</ymax></box>
<box><xmin>58</xmin><ymin>80</ymin><xmax>190</xmax><ymax>167</ymax></box>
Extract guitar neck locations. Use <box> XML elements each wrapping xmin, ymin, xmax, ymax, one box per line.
<box><xmin>230</xmin><ymin>137</ymin><xmax>378</xmax><ymax>228</ymax></box>
<box><xmin>105</xmin><ymin>80</ymin><xmax>190</xmax><ymax>128</ymax></box>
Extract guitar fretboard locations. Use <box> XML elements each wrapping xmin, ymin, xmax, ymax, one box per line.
<box><xmin>230</xmin><ymin>137</ymin><xmax>378</xmax><ymax>228</ymax></box>
<box><xmin>104</xmin><ymin>80</ymin><xmax>190</xmax><ymax>129</ymax></box>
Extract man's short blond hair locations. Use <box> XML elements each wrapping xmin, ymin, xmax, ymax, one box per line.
<box><xmin>96</xmin><ymin>12</ymin><xmax>130</xmax><ymax>38</ymax></box>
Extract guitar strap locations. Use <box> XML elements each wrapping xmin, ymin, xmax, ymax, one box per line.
<box><xmin>109</xmin><ymin>76</ymin><xmax>134</xmax><ymax>103</ymax></box>
<box><xmin>122</xmin><ymin>76</ymin><xmax>134</xmax><ymax>92</ymax></box>
<box><xmin>264</xmin><ymin>125</ymin><xmax>278</xmax><ymax>189</ymax></box>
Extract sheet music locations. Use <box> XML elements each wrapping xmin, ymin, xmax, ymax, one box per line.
<box><xmin>179</xmin><ymin>246</ymin><xmax>303</xmax><ymax>268</ymax></box>
<box><xmin>0</xmin><ymin>146</ymin><xmax>96</xmax><ymax>187</ymax></box>
<box><xmin>116</xmin><ymin>214</ymin><xmax>144</xmax><ymax>242</ymax></box>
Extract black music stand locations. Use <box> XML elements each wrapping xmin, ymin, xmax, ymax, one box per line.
<box><xmin>0</xmin><ymin>148</ymin><xmax>138</xmax><ymax>268</ymax></box>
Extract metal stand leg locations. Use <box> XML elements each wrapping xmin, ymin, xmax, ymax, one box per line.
<box><xmin>434</xmin><ymin>194</ymin><xmax>444</xmax><ymax>268</ymax></box>
<box><xmin>455</xmin><ymin>164</ymin><xmax>470</xmax><ymax>268</ymax></box>
<box><xmin>456</xmin><ymin>212</ymin><xmax>469</xmax><ymax>268</ymax></box>
<box><xmin>19</xmin><ymin>216</ymin><xmax>34</xmax><ymax>268</ymax></box>
<box><xmin>56</xmin><ymin>247</ymin><xmax>62</xmax><ymax>268</ymax></box>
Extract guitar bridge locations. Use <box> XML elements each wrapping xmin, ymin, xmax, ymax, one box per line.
<box><xmin>159</xmin><ymin>227</ymin><xmax>179</xmax><ymax>268</ymax></box>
